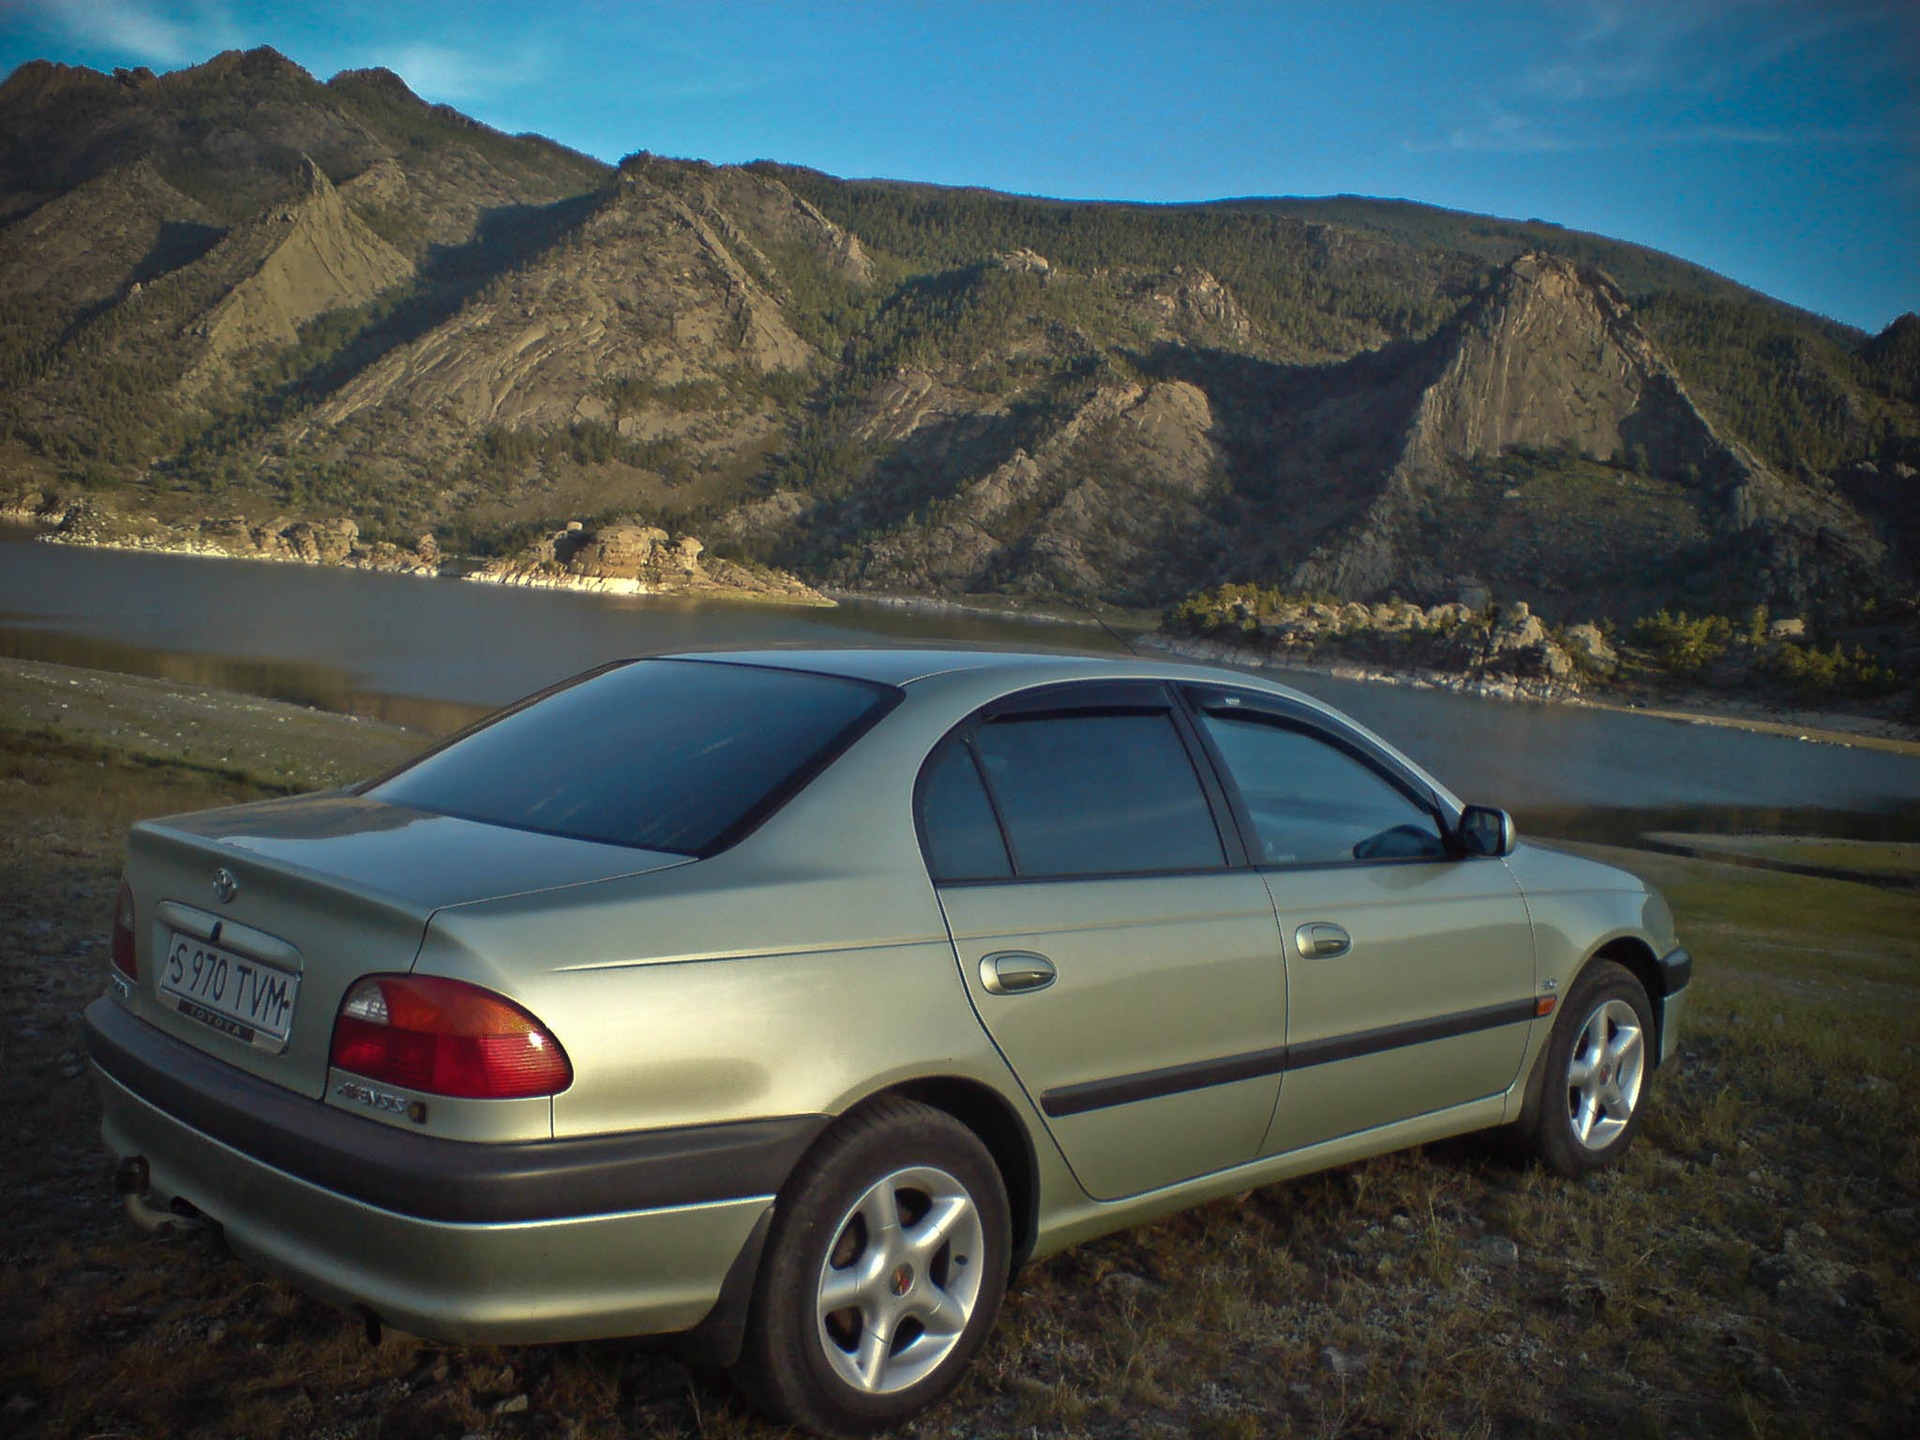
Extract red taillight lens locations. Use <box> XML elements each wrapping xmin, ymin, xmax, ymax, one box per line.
<box><xmin>111</xmin><ymin>881</ymin><xmax>137</xmax><ymax>980</ymax></box>
<box><xmin>329</xmin><ymin>975</ymin><xmax>572</xmax><ymax>1099</ymax></box>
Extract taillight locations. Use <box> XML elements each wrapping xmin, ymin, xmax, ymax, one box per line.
<box><xmin>111</xmin><ymin>881</ymin><xmax>137</xmax><ymax>980</ymax></box>
<box><xmin>329</xmin><ymin>975</ymin><xmax>572</xmax><ymax>1099</ymax></box>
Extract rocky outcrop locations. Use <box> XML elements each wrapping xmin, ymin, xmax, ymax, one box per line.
<box><xmin>1134</xmin><ymin>266</ymin><xmax>1253</xmax><ymax>346</ymax></box>
<box><xmin>0</xmin><ymin>483</ymin><xmax>79</xmax><ymax>527</ymax></box>
<box><xmin>675</xmin><ymin>163</ymin><xmax>876</xmax><ymax>286</ymax></box>
<box><xmin>39</xmin><ymin>498</ymin><xmax>825</xmax><ymax>601</ymax></box>
<box><xmin>992</xmin><ymin>248</ymin><xmax>1052</xmax><ymax>276</ymax></box>
<box><xmin>1167</xmin><ymin>589</ymin><xmax>1586</xmax><ymax>695</ymax></box>
<box><xmin>466</xmin><ymin>518</ymin><xmax>828</xmax><ymax>603</ymax></box>
<box><xmin>44</xmin><ymin>501</ymin><xmax>447</xmax><ymax>574</ymax></box>
<box><xmin>1562</xmin><ymin>622</ymin><xmax>1618</xmax><ymax>674</ymax></box>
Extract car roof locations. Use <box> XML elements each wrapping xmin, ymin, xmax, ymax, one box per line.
<box><xmin>660</xmin><ymin>648</ymin><xmax>1121</xmax><ymax>687</ymax></box>
<box><xmin>659</xmin><ymin>645</ymin><xmax>1263</xmax><ymax>689</ymax></box>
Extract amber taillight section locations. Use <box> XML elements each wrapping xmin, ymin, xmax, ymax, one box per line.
<box><xmin>329</xmin><ymin>975</ymin><xmax>572</xmax><ymax>1099</ymax></box>
<box><xmin>111</xmin><ymin>881</ymin><xmax>137</xmax><ymax>980</ymax></box>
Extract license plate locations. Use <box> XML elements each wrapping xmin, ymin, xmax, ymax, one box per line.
<box><xmin>160</xmin><ymin>931</ymin><xmax>300</xmax><ymax>1053</ymax></box>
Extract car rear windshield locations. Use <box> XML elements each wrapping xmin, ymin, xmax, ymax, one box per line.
<box><xmin>367</xmin><ymin>658</ymin><xmax>897</xmax><ymax>856</ymax></box>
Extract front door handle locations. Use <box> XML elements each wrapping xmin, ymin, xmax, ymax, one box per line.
<box><xmin>980</xmin><ymin>951</ymin><xmax>1057</xmax><ymax>995</ymax></box>
<box><xmin>1294</xmin><ymin>922</ymin><xmax>1351</xmax><ymax>960</ymax></box>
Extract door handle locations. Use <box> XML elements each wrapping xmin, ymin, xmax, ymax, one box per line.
<box><xmin>979</xmin><ymin>950</ymin><xmax>1057</xmax><ymax>995</ymax></box>
<box><xmin>1294</xmin><ymin>922</ymin><xmax>1351</xmax><ymax>960</ymax></box>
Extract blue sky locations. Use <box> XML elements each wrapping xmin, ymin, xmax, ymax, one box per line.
<box><xmin>3</xmin><ymin>0</ymin><xmax>1914</xmax><ymax>332</ymax></box>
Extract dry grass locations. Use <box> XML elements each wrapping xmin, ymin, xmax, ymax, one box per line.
<box><xmin>1</xmin><ymin>703</ymin><xmax>1914</xmax><ymax>1438</ymax></box>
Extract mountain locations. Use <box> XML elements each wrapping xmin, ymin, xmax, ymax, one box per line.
<box><xmin>1</xmin><ymin>49</ymin><xmax>1914</xmax><ymax>629</ymax></box>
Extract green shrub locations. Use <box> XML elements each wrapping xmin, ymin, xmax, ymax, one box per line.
<box><xmin>1630</xmin><ymin>610</ymin><xmax>1733</xmax><ymax>674</ymax></box>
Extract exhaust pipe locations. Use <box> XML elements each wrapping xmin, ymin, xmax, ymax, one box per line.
<box><xmin>114</xmin><ymin>1156</ymin><xmax>212</xmax><ymax>1236</ymax></box>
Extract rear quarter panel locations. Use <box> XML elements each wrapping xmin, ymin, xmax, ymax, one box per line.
<box><xmin>414</xmin><ymin>685</ymin><xmax>1045</xmax><ymax>1142</ymax></box>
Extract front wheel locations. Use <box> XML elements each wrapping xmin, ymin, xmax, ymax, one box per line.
<box><xmin>1520</xmin><ymin>959</ymin><xmax>1655</xmax><ymax>1177</ymax></box>
<box><xmin>734</xmin><ymin>1096</ymin><xmax>1010</xmax><ymax>1436</ymax></box>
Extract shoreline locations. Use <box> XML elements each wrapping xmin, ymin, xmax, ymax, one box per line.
<box><xmin>14</xmin><ymin>519</ymin><xmax>835</xmax><ymax>608</ymax></box>
<box><xmin>8</xmin><ymin>522</ymin><xmax>1915</xmax><ymax>755</ymax></box>
<box><xmin>1143</xmin><ymin>633</ymin><xmax>1920</xmax><ymax>757</ymax></box>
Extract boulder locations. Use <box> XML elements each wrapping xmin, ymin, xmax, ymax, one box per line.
<box><xmin>1488</xmin><ymin>601</ymin><xmax>1547</xmax><ymax>654</ymax></box>
<box><xmin>1563</xmin><ymin>623</ymin><xmax>1618</xmax><ymax>673</ymax></box>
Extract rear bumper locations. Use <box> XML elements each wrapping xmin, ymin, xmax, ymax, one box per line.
<box><xmin>86</xmin><ymin>997</ymin><xmax>819</xmax><ymax>1343</ymax></box>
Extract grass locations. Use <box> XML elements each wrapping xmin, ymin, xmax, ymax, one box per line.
<box><xmin>0</xmin><ymin>682</ymin><xmax>1915</xmax><ymax>1438</ymax></box>
<box><xmin>1645</xmin><ymin>834</ymin><xmax>1920</xmax><ymax>881</ymax></box>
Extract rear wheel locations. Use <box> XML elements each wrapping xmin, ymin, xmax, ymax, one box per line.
<box><xmin>734</xmin><ymin>1097</ymin><xmax>1010</xmax><ymax>1436</ymax></box>
<box><xmin>1522</xmin><ymin>959</ymin><xmax>1654</xmax><ymax>1177</ymax></box>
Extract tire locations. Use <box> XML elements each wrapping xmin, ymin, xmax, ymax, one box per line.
<box><xmin>1521</xmin><ymin>959</ymin><xmax>1656</xmax><ymax>1177</ymax></box>
<box><xmin>733</xmin><ymin>1096</ymin><xmax>1011</xmax><ymax>1437</ymax></box>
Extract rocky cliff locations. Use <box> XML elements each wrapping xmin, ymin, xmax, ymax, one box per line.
<box><xmin>181</xmin><ymin>156</ymin><xmax>413</xmax><ymax>394</ymax></box>
<box><xmin>1288</xmin><ymin>255</ymin><xmax>1887</xmax><ymax>616</ymax></box>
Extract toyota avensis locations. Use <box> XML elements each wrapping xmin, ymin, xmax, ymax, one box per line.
<box><xmin>87</xmin><ymin>649</ymin><xmax>1689</xmax><ymax>1435</ymax></box>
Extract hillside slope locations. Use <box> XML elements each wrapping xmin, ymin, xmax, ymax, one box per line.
<box><xmin>0</xmin><ymin>49</ymin><xmax>1913</xmax><ymax>631</ymax></box>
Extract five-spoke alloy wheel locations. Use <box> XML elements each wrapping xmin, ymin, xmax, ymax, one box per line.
<box><xmin>1564</xmin><ymin>996</ymin><xmax>1647</xmax><ymax>1152</ymax></box>
<box><xmin>737</xmin><ymin>1097</ymin><xmax>1010</xmax><ymax>1436</ymax></box>
<box><xmin>814</xmin><ymin>1162</ymin><xmax>988</xmax><ymax>1394</ymax></box>
<box><xmin>1523</xmin><ymin>958</ymin><xmax>1657</xmax><ymax>1176</ymax></box>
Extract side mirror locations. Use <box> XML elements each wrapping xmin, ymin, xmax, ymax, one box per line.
<box><xmin>1456</xmin><ymin>805</ymin><xmax>1516</xmax><ymax>858</ymax></box>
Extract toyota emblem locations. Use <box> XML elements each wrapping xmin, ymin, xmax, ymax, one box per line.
<box><xmin>212</xmin><ymin>868</ymin><xmax>239</xmax><ymax>904</ymax></box>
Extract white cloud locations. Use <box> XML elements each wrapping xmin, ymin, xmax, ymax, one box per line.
<box><xmin>371</xmin><ymin>41</ymin><xmax>541</xmax><ymax>104</ymax></box>
<box><xmin>1405</xmin><ymin>105</ymin><xmax>1583</xmax><ymax>156</ymax></box>
<box><xmin>31</xmin><ymin>0</ymin><xmax>239</xmax><ymax>68</ymax></box>
<box><xmin>1666</xmin><ymin>122</ymin><xmax>1890</xmax><ymax>148</ymax></box>
<box><xmin>1522</xmin><ymin>0</ymin><xmax>1904</xmax><ymax>103</ymax></box>
<box><xmin>1413</xmin><ymin>1</ymin><xmax>1908</xmax><ymax>157</ymax></box>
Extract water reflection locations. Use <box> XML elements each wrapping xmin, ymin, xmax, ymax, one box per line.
<box><xmin>0</xmin><ymin>625</ymin><xmax>491</xmax><ymax>733</ymax></box>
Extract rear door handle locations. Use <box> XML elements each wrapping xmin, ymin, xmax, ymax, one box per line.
<box><xmin>1294</xmin><ymin>923</ymin><xmax>1351</xmax><ymax>960</ymax></box>
<box><xmin>980</xmin><ymin>951</ymin><xmax>1057</xmax><ymax>994</ymax></box>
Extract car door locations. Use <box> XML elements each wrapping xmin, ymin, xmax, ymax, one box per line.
<box><xmin>920</xmin><ymin>682</ymin><xmax>1289</xmax><ymax>1201</ymax></box>
<box><xmin>1182</xmin><ymin>687</ymin><xmax>1537</xmax><ymax>1157</ymax></box>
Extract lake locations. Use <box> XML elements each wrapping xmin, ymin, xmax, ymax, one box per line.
<box><xmin>3</xmin><ymin>528</ymin><xmax>1916</xmax><ymax>843</ymax></box>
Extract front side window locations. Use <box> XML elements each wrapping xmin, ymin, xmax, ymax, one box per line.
<box><xmin>943</xmin><ymin>710</ymin><xmax>1225</xmax><ymax>879</ymax></box>
<box><xmin>1198</xmin><ymin>710</ymin><xmax>1445</xmax><ymax>866</ymax></box>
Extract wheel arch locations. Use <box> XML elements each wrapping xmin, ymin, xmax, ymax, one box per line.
<box><xmin>1587</xmin><ymin>936</ymin><xmax>1665</xmax><ymax>1062</ymax></box>
<box><xmin>677</xmin><ymin>1076</ymin><xmax>1036</xmax><ymax>1373</ymax></box>
<box><xmin>883</xmin><ymin>1075</ymin><xmax>1041</xmax><ymax>1270</ymax></box>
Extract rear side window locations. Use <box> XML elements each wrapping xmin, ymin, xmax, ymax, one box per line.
<box><xmin>961</xmin><ymin>712</ymin><xmax>1226</xmax><ymax>878</ymax></box>
<box><xmin>918</xmin><ymin>741</ymin><xmax>1014</xmax><ymax>881</ymax></box>
<box><xmin>369</xmin><ymin>659</ymin><xmax>895</xmax><ymax>855</ymax></box>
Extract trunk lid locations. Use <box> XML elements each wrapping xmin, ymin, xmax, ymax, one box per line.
<box><xmin>117</xmin><ymin>792</ymin><xmax>689</xmax><ymax>1097</ymax></box>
